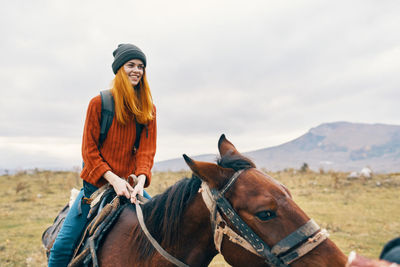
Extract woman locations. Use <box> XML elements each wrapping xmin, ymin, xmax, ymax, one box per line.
<box><xmin>48</xmin><ymin>43</ymin><xmax>157</xmax><ymax>266</ymax></box>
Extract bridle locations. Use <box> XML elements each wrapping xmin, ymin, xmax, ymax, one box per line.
<box><xmin>136</xmin><ymin>168</ymin><xmax>328</xmax><ymax>267</ymax></box>
<box><xmin>200</xmin><ymin>168</ymin><xmax>329</xmax><ymax>266</ymax></box>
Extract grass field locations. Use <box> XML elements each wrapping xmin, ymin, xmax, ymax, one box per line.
<box><xmin>0</xmin><ymin>169</ymin><xmax>399</xmax><ymax>266</ymax></box>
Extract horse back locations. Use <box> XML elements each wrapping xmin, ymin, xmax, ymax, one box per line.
<box><xmin>97</xmin><ymin>205</ymin><xmax>146</xmax><ymax>266</ymax></box>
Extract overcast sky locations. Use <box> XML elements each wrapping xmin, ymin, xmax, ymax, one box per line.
<box><xmin>1</xmin><ymin>0</ymin><xmax>399</xmax><ymax>170</ymax></box>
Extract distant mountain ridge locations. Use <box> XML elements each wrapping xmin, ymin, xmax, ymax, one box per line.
<box><xmin>153</xmin><ymin>122</ymin><xmax>400</xmax><ymax>173</ymax></box>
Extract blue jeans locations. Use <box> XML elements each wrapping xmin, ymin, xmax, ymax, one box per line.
<box><xmin>48</xmin><ymin>181</ymin><xmax>97</xmax><ymax>267</ymax></box>
<box><xmin>48</xmin><ymin>182</ymin><xmax>151</xmax><ymax>267</ymax></box>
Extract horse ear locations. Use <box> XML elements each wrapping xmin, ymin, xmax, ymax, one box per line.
<box><xmin>183</xmin><ymin>154</ymin><xmax>234</xmax><ymax>188</ymax></box>
<box><xmin>218</xmin><ymin>134</ymin><xmax>240</xmax><ymax>157</ymax></box>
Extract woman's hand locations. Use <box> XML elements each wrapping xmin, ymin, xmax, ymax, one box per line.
<box><xmin>129</xmin><ymin>174</ymin><xmax>146</xmax><ymax>204</ymax></box>
<box><xmin>103</xmin><ymin>171</ymin><xmax>134</xmax><ymax>199</ymax></box>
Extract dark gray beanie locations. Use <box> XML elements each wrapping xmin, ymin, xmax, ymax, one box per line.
<box><xmin>112</xmin><ymin>43</ymin><xmax>147</xmax><ymax>74</ymax></box>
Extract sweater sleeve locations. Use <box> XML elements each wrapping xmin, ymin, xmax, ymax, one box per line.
<box><xmin>80</xmin><ymin>96</ymin><xmax>112</xmax><ymax>185</ymax></box>
<box><xmin>135</xmin><ymin>105</ymin><xmax>157</xmax><ymax>187</ymax></box>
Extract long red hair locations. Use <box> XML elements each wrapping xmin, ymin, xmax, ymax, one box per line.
<box><xmin>111</xmin><ymin>68</ymin><xmax>154</xmax><ymax>125</ymax></box>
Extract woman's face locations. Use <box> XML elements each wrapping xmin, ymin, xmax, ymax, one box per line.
<box><xmin>123</xmin><ymin>59</ymin><xmax>144</xmax><ymax>86</ymax></box>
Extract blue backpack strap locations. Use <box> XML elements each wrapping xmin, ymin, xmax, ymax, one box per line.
<box><xmin>82</xmin><ymin>92</ymin><xmax>147</xmax><ymax>171</ymax></box>
<box><xmin>99</xmin><ymin>90</ymin><xmax>114</xmax><ymax>148</ymax></box>
<box><xmin>133</xmin><ymin>120</ymin><xmax>146</xmax><ymax>154</ymax></box>
<box><xmin>99</xmin><ymin>89</ymin><xmax>146</xmax><ymax>153</ymax></box>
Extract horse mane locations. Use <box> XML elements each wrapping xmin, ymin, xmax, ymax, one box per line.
<box><xmin>129</xmin><ymin>175</ymin><xmax>202</xmax><ymax>260</ymax></box>
<box><xmin>217</xmin><ymin>152</ymin><xmax>256</xmax><ymax>170</ymax></box>
<box><xmin>129</xmin><ymin>153</ymin><xmax>254</xmax><ymax>260</ymax></box>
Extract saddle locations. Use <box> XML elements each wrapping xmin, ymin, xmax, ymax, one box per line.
<box><xmin>42</xmin><ymin>185</ymin><xmax>129</xmax><ymax>267</ymax></box>
<box><xmin>42</xmin><ymin>203</ymin><xmax>70</xmax><ymax>258</ymax></box>
<box><xmin>69</xmin><ymin>190</ymin><xmax>129</xmax><ymax>267</ymax></box>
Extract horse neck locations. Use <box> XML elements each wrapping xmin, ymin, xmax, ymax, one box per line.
<box><xmin>175</xmin><ymin>193</ymin><xmax>218</xmax><ymax>266</ymax></box>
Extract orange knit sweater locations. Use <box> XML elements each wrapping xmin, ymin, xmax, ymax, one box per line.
<box><xmin>80</xmin><ymin>95</ymin><xmax>157</xmax><ymax>188</ymax></box>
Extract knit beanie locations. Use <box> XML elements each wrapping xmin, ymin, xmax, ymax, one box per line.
<box><xmin>112</xmin><ymin>43</ymin><xmax>147</xmax><ymax>74</ymax></box>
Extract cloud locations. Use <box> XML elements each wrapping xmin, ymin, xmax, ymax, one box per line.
<box><xmin>0</xmin><ymin>136</ymin><xmax>81</xmax><ymax>170</ymax></box>
<box><xmin>1</xmin><ymin>0</ymin><xmax>400</xmax><ymax>169</ymax></box>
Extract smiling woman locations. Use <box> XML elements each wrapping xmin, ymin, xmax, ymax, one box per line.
<box><xmin>47</xmin><ymin>43</ymin><xmax>157</xmax><ymax>267</ymax></box>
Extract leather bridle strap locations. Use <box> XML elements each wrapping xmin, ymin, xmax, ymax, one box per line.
<box><xmin>279</xmin><ymin>229</ymin><xmax>329</xmax><ymax>264</ymax></box>
<box><xmin>272</xmin><ymin>219</ymin><xmax>320</xmax><ymax>255</ymax></box>
<box><xmin>211</xmin><ymin>186</ymin><xmax>289</xmax><ymax>267</ymax></box>
<box><xmin>271</xmin><ymin>219</ymin><xmax>329</xmax><ymax>264</ymax></box>
<box><xmin>135</xmin><ymin>202</ymin><xmax>190</xmax><ymax>267</ymax></box>
<box><xmin>219</xmin><ymin>169</ymin><xmax>244</xmax><ymax>195</ymax></box>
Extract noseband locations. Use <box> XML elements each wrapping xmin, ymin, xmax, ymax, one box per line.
<box><xmin>201</xmin><ymin>168</ymin><xmax>329</xmax><ymax>266</ymax></box>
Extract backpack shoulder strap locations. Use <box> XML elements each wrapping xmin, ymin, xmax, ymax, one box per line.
<box><xmin>133</xmin><ymin>121</ymin><xmax>146</xmax><ymax>154</ymax></box>
<box><xmin>99</xmin><ymin>89</ymin><xmax>146</xmax><ymax>153</ymax></box>
<box><xmin>99</xmin><ymin>90</ymin><xmax>114</xmax><ymax>148</ymax></box>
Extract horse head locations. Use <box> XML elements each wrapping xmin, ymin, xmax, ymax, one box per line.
<box><xmin>183</xmin><ymin>134</ymin><xmax>347</xmax><ymax>267</ymax></box>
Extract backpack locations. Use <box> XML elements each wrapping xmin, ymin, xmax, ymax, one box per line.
<box><xmin>99</xmin><ymin>89</ymin><xmax>145</xmax><ymax>153</ymax></box>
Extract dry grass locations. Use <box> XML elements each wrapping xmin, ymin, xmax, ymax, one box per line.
<box><xmin>0</xmin><ymin>169</ymin><xmax>399</xmax><ymax>266</ymax></box>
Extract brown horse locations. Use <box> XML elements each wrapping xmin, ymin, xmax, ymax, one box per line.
<box><xmin>97</xmin><ymin>135</ymin><xmax>347</xmax><ymax>266</ymax></box>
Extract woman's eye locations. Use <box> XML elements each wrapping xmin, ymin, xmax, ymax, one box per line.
<box><xmin>255</xmin><ymin>210</ymin><xmax>276</xmax><ymax>221</ymax></box>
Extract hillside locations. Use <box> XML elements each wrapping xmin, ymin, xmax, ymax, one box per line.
<box><xmin>1</xmin><ymin>169</ymin><xmax>400</xmax><ymax>266</ymax></box>
<box><xmin>153</xmin><ymin>122</ymin><xmax>400</xmax><ymax>173</ymax></box>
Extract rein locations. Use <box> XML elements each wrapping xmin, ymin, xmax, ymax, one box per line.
<box><xmin>135</xmin><ymin>202</ymin><xmax>189</xmax><ymax>267</ymax></box>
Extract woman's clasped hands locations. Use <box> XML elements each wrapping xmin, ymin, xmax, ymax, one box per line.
<box><xmin>104</xmin><ymin>171</ymin><xmax>146</xmax><ymax>204</ymax></box>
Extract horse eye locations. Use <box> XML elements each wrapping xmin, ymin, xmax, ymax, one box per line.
<box><xmin>255</xmin><ymin>210</ymin><xmax>276</xmax><ymax>221</ymax></box>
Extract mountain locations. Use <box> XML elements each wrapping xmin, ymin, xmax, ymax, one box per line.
<box><xmin>153</xmin><ymin>122</ymin><xmax>400</xmax><ymax>173</ymax></box>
